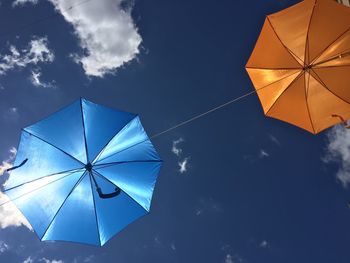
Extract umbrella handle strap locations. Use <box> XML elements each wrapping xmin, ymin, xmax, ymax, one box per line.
<box><xmin>6</xmin><ymin>158</ymin><xmax>28</xmax><ymax>172</ymax></box>
<box><xmin>332</xmin><ymin>114</ymin><xmax>350</xmax><ymax>129</ymax></box>
<box><xmin>96</xmin><ymin>186</ymin><xmax>121</xmax><ymax>199</ymax></box>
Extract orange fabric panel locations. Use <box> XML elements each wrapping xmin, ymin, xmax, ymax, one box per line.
<box><xmin>246</xmin><ymin>68</ymin><xmax>300</xmax><ymax>89</ymax></box>
<box><xmin>266</xmin><ymin>73</ymin><xmax>315</xmax><ymax>133</ymax></box>
<box><xmin>246</xmin><ymin>19</ymin><xmax>301</xmax><ymax>69</ymax></box>
<box><xmin>254</xmin><ymin>71</ymin><xmax>301</xmax><ymax>113</ymax></box>
<box><xmin>268</xmin><ymin>0</ymin><xmax>315</xmax><ymax>64</ymax></box>
<box><xmin>306</xmin><ymin>72</ymin><xmax>350</xmax><ymax>133</ymax></box>
<box><xmin>312</xmin><ymin>66</ymin><xmax>350</xmax><ymax>103</ymax></box>
<box><xmin>313</xmin><ymin>29</ymin><xmax>350</xmax><ymax>65</ymax></box>
<box><xmin>307</xmin><ymin>0</ymin><xmax>350</xmax><ymax>62</ymax></box>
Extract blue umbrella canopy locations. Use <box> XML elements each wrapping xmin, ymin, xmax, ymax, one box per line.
<box><xmin>4</xmin><ymin>98</ymin><xmax>162</xmax><ymax>246</ymax></box>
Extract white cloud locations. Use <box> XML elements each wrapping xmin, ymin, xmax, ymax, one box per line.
<box><xmin>0</xmin><ymin>192</ymin><xmax>32</xmax><ymax>230</ymax></box>
<box><xmin>323</xmin><ymin>126</ymin><xmax>350</xmax><ymax>187</ymax></box>
<box><xmin>172</xmin><ymin>138</ymin><xmax>184</xmax><ymax>156</ymax></box>
<box><xmin>225</xmin><ymin>254</ymin><xmax>234</xmax><ymax>263</ymax></box>
<box><xmin>224</xmin><ymin>254</ymin><xmax>242</xmax><ymax>263</ymax></box>
<box><xmin>30</xmin><ymin>70</ymin><xmax>57</xmax><ymax>89</ymax></box>
<box><xmin>49</xmin><ymin>0</ymin><xmax>141</xmax><ymax>77</ymax></box>
<box><xmin>258</xmin><ymin>149</ymin><xmax>269</xmax><ymax>159</ymax></box>
<box><xmin>0</xmin><ymin>147</ymin><xmax>32</xmax><ymax>230</ymax></box>
<box><xmin>0</xmin><ymin>241</ymin><xmax>9</xmax><ymax>253</ymax></box>
<box><xmin>0</xmin><ymin>37</ymin><xmax>54</xmax><ymax>75</ymax></box>
<box><xmin>178</xmin><ymin>157</ymin><xmax>189</xmax><ymax>174</ymax></box>
<box><xmin>23</xmin><ymin>256</ymin><xmax>34</xmax><ymax>263</ymax></box>
<box><xmin>12</xmin><ymin>0</ymin><xmax>38</xmax><ymax>7</ymax></box>
<box><xmin>40</xmin><ymin>258</ymin><xmax>64</xmax><ymax>263</ymax></box>
<box><xmin>269</xmin><ymin>134</ymin><xmax>280</xmax><ymax>146</ymax></box>
<box><xmin>0</xmin><ymin>147</ymin><xmax>16</xmax><ymax>176</ymax></box>
<box><xmin>259</xmin><ymin>240</ymin><xmax>269</xmax><ymax>248</ymax></box>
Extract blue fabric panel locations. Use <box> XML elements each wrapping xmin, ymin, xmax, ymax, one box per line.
<box><xmin>93</xmin><ymin>117</ymin><xmax>149</xmax><ymax>164</ymax></box>
<box><xmin>5</xmin><ymin>131</ymin><xmax>83</xmax><ymax>190</ymax></box>
<box><xmin>81</xmin><ymin>99</ymin><xmax>136</xmax><ymax>162</ymax></box>
<box><xmin>24</xmin><ymin>100</ymin><xmax>87</xmax><ymax>164</ymax></box>
<box><xmin>92</xmin><ymin>173</ymin><xmax>147</xmax><ymax>246</ymax></box>
<box><xmin>94</xmin><ymin>140</ymin><xmax>161</xmax><ymax>166</ymax></box>
<box><xmin>6</xmin><ymin>170</ymin><xmax>84</xmax><ymax>238</ymax></box>
<box><xmin>42</xmin><ymin>173</ymin><xmax>100</xmax><ymax>246</ymax></box>
<box><xmin>94</xmin><ymin>161</ymin><xmax>162</xmax><ymax>212</ymax></box>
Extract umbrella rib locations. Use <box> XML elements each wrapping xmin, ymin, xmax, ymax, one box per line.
<box><xmin>94</xmin><ymin>160</ymin><xmax>163</xmax><ymax>169</ymax></box>
<box><xmin>265</xmin><ymin>71</ymin><xmax>304</xmax><ymax>115</ymax></box>
<box><xmin>304</xmin><ymin>1</ymin><xmax>316</xmax><ymax>66</ymax></box>
<box><xmin>0</xmin><ymin>169</ymin><xmax>83</xmax><ymax>208</ymax></box>
<box><xmin>92</xmin><ymin>170</ymin><xmax>148</xmax><ymax>213</ymax></box>
<box><xmin>310</xmin><ymin>69</ymin><xmax>350</xmax><ymax>105</ymax></box>
<box><xmin>94</xmin><ymin>138</ymin><xmax>150</xmax><ymax>164</ymax></box>
<box><xmin>311</xmin><ymin>26</ymin><xmax>350</xmax><ymax>65</ymax></box>
<box><xmin>22</xmin><ymin>129</ymin><xmax>85</xmax><ymax>166</ymax></box>
<box><xmin>88</xmin><ymin>171</ymin><xmax>102</xmax><ymax>246</ymax></box>
<box><xmin>3</xmin><ymin>167</ymin><xmax>84</xmax><ymax>192</ymax></box>
<box><xmin>304</xmin><ymin>72</ymin><xmax>316</xmax><ymax>133</ymax></box>
<box><xmin>40</xmin><ymin>172</ymin><xmax>87</xmax><ymax>240</ymax></box>
<box><xmin>267</xmin><ymin>17</ymin><xmax>304</xmax><ymax>67</ymax></box>
<box><xmin>80</xmin><ymin>98</ymin><xmax>90</xmax><ymax>163</ymax></box>
<box><xmin>92</xmin><ymin>116</ymin><xmax>138</xmax><ymax>164</ymax></box>
<box><xmin>246</xmin><ymin>66</ymin><xmax>301</xmax><ymax>70</ymax></box>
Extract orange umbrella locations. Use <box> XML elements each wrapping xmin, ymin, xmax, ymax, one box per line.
<box><xmin>246</xmin><ymin>0</ymin><xmax>350</xmax><ymax>134</ymax></box>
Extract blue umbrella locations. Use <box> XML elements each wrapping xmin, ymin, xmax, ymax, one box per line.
<box><xmin>4</xmin><ymin>98</ymin><xmax>162</xmax><ymax>246</ymax></box>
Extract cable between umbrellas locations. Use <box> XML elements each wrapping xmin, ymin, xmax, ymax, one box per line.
<box><xmin>150</xmin><ymin>89</ymin><xmax>258</xmax><ymax>139</ymax></box>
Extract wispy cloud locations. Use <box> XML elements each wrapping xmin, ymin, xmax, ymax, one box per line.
<box><xmin>0</xmin><ymin>147</ymin><xmax>16</xmax><ymax>176</ymax></box>
<box><xmin>0</xmin><ymin>37</ymin><xmax>54</xmax><ymax>75</ymax></box>
<box><xmin>268</xmin><ymin>134</ymin><xmax>280</xmax><ymax>146</ymax></box>
<box><xmin>172</xmin><ymin>138</ymin><xmax>184</xmax><ymax>156</ymax></box>
<box><xmin>23</xmin><ymin>256</ymin><xmax>34</xmax><ymax>263</ymax></box>
<box><xmin>12</xmin><ymin>0</ymin><xmax>38</xmax><ymax>7</ymax></box>
<box><xmin>259</xmin><ymin>240</ymin><xmax>269</xmax><ymax>248</ymax></box>
<box><xmin>30</xmin><ymin>70</ymin><xmax>57</xmax><ymax>89</ymax></box>
<box><xmin>178</xmin><ymin>157</ymin><xmax>189</xmax><ymax>174</ymax></box>
<box><xmin>224</xmin><ymin>254</ymin><xmax>242</xmax><ymax>263</ymax></box>
<box><xmin>40</xmin><ymin>258</ymin><xmax>64</xmax><ymax>263</ymax></box>
<box><xmin>195</xmin><ymin>197</ymin><xmax>222</xmax><ymax>216</ymax></box>
<box><xmin>0</xmin><ymin>147</ymin><xmax>32</xmax><ymax>230</ymax></box>
<box><xmin>0</xmin><ymin>241</ymin><xmax>9</xmax><ymax>254</ymax></box>
<box><xmin>172</xmin><ymin>138</ymin><xmax>190</xmax><ymax>174</ymax></box>
<box><xmin>49</xmin><ymin>0</ymin><xmax>141</xmax><ymax>77</ymax></box>
<box><xmin>323</xmin><ymin>126</ymin><xmax>350</xmax><ymax>187</ymax></box>
<box><xmin>258</xmin><ymin>149</ymin><xmax>269</xmax><ymax>159</ymax></box>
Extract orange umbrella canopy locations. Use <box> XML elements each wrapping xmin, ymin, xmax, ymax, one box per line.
<box><xmin>246</xmin><ymin>0</ymin><xmax>350</xmax><ymax>134</ymax></box>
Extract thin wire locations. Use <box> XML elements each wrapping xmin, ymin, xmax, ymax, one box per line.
<box><xmin>150</xmin><ymin>89</ymin><xmax>258</xmax><ymax>139</ymax></box>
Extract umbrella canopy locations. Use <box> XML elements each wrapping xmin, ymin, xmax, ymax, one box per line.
<box><xmin>4</xmin><ymin>98</ymin><xmax>162</xmax><ymax>246</ymax></box>
<box><xmin>246</xmin><ymin>0</ymin><xmax>350</xmax><ymax>134</ymax></box>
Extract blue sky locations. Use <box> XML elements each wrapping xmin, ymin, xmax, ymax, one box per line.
<box><xmin>0</xmin><ymin>0</ymin><xmax>350</xmax><ymax>262</ymax></box>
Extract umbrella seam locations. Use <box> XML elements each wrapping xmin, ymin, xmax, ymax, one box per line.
<box><xmin>88</xmin><ymin>172</ymin><xmax>102</xmax><ymax>246</ymax></box>
<box><xmin>311</xmin><ymin>26</ymin><xmax>350</xmax><ymax>65</ymax></box>
<box><xmin>80</xmin><ymin>98</ymin><xmax>90</xmax><ymax>163</ymax></box>
<box><xmin>304</xmin><ymin>72</ymin><xmax>316</xmax><ymax>133</ymax></box>
<box><xmin>265</xmin><ymin>71</ymin><xmax>304</xmax><ymax>115</ymax></box>
<box><xmin>267</xmin><ymin>17</ymin><xmax>304</xmax><ymax>67</ymax></box>
<box><xmin>94</xmin><ymin>160</ymin><xmax>163</xmax><ymax>169</ymax></box>
<box><xmin>304</xmin><ymin>0</ymin><xmax>316</xmax><ymax>66</ymax></box>
<box><xmin>40</xmin><ymin>172</ymin><xmax>87</xmax><ymax>241</ymax></box>
<box><xmin>310</xmin><ymin>69</ymin><xmax>350</xmax><ymax>105</ymax></box>
<box><xmin>92</xmin><ymin>116</ymin><xmax>138</xmax><ymax>164</ymax></box>
<box><xmin>22</xmin><ymin>129</ymin><xmax>85</xmax><ymax>166</ymax></box>
<box><xmin>3</xmin><ymin>168</ymin><xmax>84</xmax><ymax>192</ymax></box>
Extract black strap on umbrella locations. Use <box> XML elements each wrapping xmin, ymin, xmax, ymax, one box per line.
<box><xmin>332</xmin><ymin>114</ymin><xmax>350</xmax><ymax>129</ymax></box>
<box><xmin>89</xmin><ymin>171</ymin><xmax>121</xmax><ymax>199</ymax></box>
<box><xmin>6</xmin><ymin>158</ymin><xmax>28</xmax><ymax>172</ymax></box>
